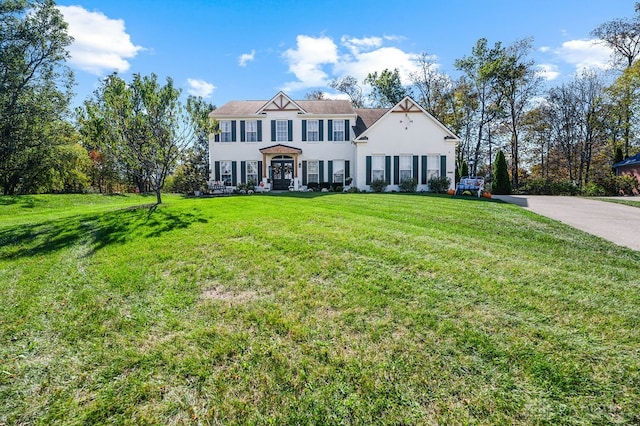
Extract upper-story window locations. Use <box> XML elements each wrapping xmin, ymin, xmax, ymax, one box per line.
<box><xmin>333</xmin><ymin>120</ymin><xmax>344</xmax><ymax>141</ymax></box>
<box><xmin>276</xmin><ymin>120</ymin><xmax>288</xmax><ymax>142</ymax></box>
<box><xmin>245</xmin><ymin>120</ymin><xmax>257</xmax><ymax>142</ymax></box>
<box><xmin>307</xmin><ymin>120</ymin><xmax>319</xmax><ymax>141</ymax></box>
<box><xmin>220</xmin><ymin>121</ymin><xmax>232</xmax><ymax>142</ymax></box>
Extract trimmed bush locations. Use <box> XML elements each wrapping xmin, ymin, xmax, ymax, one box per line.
<box><xmin>370</xmin><ymin>179</ymin><xmax>388</xmax><ymax>193</ymax></box>
<box><xmin>428</xmin><ymin>176</ymin><xmax>451</xmax><ymax>193</ymax></box>
<box><xmin>399</xmin><ymin>178</ymin><xmax>417</xmax><ymax>193</ymax></box>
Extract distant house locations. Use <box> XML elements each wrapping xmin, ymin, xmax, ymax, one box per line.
<box><xmin>209</xmin><ymin>91</ymin><xmax>458</xmax><ymax>192</ymax></box>
<box><xmin>613</xmin><ymin>153</ymin><xmax>640</xmax><ymax>193</ymax></box>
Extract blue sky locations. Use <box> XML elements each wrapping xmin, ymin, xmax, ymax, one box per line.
<box><xmin>56</xmin><ymin>0</ymin><xmax>634</xmax><ymax>107</ymax></box>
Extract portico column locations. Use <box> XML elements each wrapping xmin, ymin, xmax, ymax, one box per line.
<box><xmin>262</xmin><ymin>153</ymin><xmax>267</xmax><ymax>178</ymax></box>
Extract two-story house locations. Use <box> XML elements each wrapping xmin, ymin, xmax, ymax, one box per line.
<box><xmin>209</xmin><ymin>91</ymin><xmax>458</xmax><ymax>192</ymax></box>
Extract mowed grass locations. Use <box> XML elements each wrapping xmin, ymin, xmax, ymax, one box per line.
<box><xmin>598</xmin><ymin>197</ymin><xmax>640</xmax><ymax>208</ymax></box>
<box><xmin>1</xmin><ymin>193</ymin><xmax>639</xmax><ymax>424</ymax></box>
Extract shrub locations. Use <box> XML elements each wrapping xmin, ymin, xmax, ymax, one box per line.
<box><xmin>398</xmin><ymin>178</ymin><xmax>417</xmax><ymax>193</ymax></box>
<box><xmin>428</xmin><ymin>176</ymin><xmax>451</xmax><ymax>193</ymax></box>
<box><xmin>346</xmin><ymin>186</ymin><xmax>360</xmax><ymax>193</ymax></box>
<box><xmin>319</xmin><ymin>182</ymin><xmax>331</xmax><ymax>190</ymax></box>
<box><xmin>307</xmin><ymin>182</ymin><xmax>320</xmax><ymax>191</ymax></box>
<box><xmin>582</xmin><ymin>182</ymin><xmax>606</xmax><ymax>197</ymax></box>
<box><xmin>492</xmin><ymin>150</ymin><xmax>511</xmax><ymax>195</ymax></box>
<box><xmin>370</xmin><ymin>179</ymin><xmax>388</xmax><ymax>193</ymax></box>
<box><xmin>598</xmin><ymin>174</ymin><xmax>640</xmax><ymax>195</ymax></box>
<box><xmin>518</xmin><ymin>178</ymin><xmax>579</xmax><ymax>196</ymax></box>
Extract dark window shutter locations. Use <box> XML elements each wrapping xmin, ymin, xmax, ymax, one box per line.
<box><xmin>231</xmin><ymin>120</ymin><xmax>237</xmax><ymax>142</ymax></box>
<box><xmin>421</xmin><ymin>156</ymin><xmax>427</xmax><ymax>184</ymax></box>
<box><xmin>214</xmin><ymin>123</ymin><xmax>220</xmax><ymax>142</ymax></box>
<box><xmin>231</xmin><ymin>161</ymin><xmax>237</xmax><ymax>186</ymax></box>
<box><xmin>440</xmin><ymin>155</ymin><xmax>447</xmax><ymax>178</ymax></box>
<box><xmin>413</xmin><ymin>155</ymin><xmax>419</xmax><ymax>181</ymax></box>
<box><xmin>344</xmin><ymin>119</ymin><xmax>350</xmax><ymax>141</ymax></box>
<box><xmin>271</xmin><ymin>120</ymin><xmax>276</xmax><ymax>141</ymax></box>
<box><xmin>240</xmin><ymin>121</ymin><xmax>246</xmax><ymax>142</ymax></box>
<box><xmin>241</xmin><ymin>161</ymin><xmax>246</xmax><ymax>184</ymax></box>
<box><xmin>345</xmin><ymin>160</ymin><xmax>350</xmax><ymax>179</ymax></box>
<box><xmin>319</xmin><ymin>161</ymin><xmax>324</xmax><ymax>182</ymax></box>
<box><xmin>328</xmin><ymin>120</ymin><xmax>333</xmax><ymax>141</ymax></box>
<box><xmin>214</xmin><ymin>161</ymin><xmax>221</xmax><ymax>181</ymax></box>
<box><xmin>302</xmin><ymin>161</ymin><xmax>307</xmax><ymax>185</ymax></box>
<box><xmin>393</xmin><ymin>155</ymin><xmax>400</xmax><ymax>184</ymax></box>
<box><xmin>328</xmin><ymin>161</ymin><xmax>333</xmax><ymax>184</ymax></box>
<box><xmin>366</xmin><ymin>156</ymin><xmax>372</xmax><ymax>185</ymax></box>
<box><xmin>302</xmin><ymin>120</ymin><xmax>307</xmax><ymax>141</ymax></box>
<box><xmin>258</xmin><ymin>161</ymin><xmax>263</xmax><ymax>181</ymax></box>
<box><xmin>288</xmin><ymin>120</ymin><xmax>293</xmax><ymax>142</ymax></box>
<box><xmin>257</xmin><ymin>120</ymin><xmax>263</xmax><ymax>141</ymax></box>
<box><xmin>385</xmin><ymin>156</ymin><xmax>391</xmax><ymax>184</ymax></box>
<box><xmin>319</xmin><ymin>120</ymin><xmax>324</xmax><ymax>141</ymax></box>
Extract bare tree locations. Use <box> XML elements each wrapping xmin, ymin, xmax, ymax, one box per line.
<box><xmin>328</xmin><ymin>76</ymin><xmax>364</xmax><ymax>108</ymax></box>
<box><xmin>410</xmin><ymin>53</ymin><xmax>453</xmax><ymax>123</ymax></box>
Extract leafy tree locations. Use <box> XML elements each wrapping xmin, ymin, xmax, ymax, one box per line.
<box><xmin>410</xmin><ymin>52</ymin><xmax>453</xmax><ymax>124</ymax></box>
<box><xmin>495</xmin><ymin>38</ymin><xmax>541</xmax><ymax>189</ymax></box>
<box><xmin>0</xmin><ymin>0</ymin><xmax>74</xmax><ymax>194</ymax></box>
<box><xmin>592</xmin><ymin>3</ymin><xmax>640</xmax><ymax>156</ymax></box>
<box><xmin>460</xmin><ymin>161</ymin><xmax>469</xmax><ymax>178</ymax></box>
<box><xmin>492</xmin><ymin>150</ymin><xmax>511</xmax><ymax>194</ymax></box>
<box><xmin>79</xmin><ymin>73</ymin><xmax>200</xmax><ymax>204</ymax></box>
<box><xmin>614</xmin><ymin>146</ymin><xmax>624</xmax><ymax>164</ymax></box>
<box><xmin>455</xmin><ymin>38</ymin><xmax>507</xmax><ymax>176</ymax></box>
<box><xmin>328</xmin><ymin>75</ymin><xmax>364</xmax><ymax>108</ymax></box>
<box><xmin>364</xmin><ymin>68</ymin><xmax>410</xmax><ymax>107</ymax></box>
<box><xmin>178</xmin><ymin>96</ymin><xmax>216</xmax><ymax>194</ymax></box>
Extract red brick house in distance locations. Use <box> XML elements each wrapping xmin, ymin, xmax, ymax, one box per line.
<box><xmin>613</xmin><ymin>152</ymin><xmax>640</xmax><ymax>195</ymax></box>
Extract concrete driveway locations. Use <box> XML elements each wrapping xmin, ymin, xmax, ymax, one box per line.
<box><xmin>493</xmin><ymin>195</ymin><xmax>640</xmax><ymax>251</ymax></box>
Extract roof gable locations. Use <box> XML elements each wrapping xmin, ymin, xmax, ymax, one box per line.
<box><xmin>256</xmin><ymin>91</ymin><xmax>306</xmax><ymax>114</ymax></box>
<box><xmin>354</xmin><ymin>96</ymin><xmax>459</xmax><ymax>142</ymax></box>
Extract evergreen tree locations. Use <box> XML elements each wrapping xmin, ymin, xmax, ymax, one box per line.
<box><xmin>492</xmin><ymin>150</ymin><xmax>511</xmax><ymax>194</ymax></box>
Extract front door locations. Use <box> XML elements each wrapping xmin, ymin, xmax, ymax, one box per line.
<box><xmin>271</xmin><ymin>160</ymin><xmax>293</xmax><ymax>190</ymax></box>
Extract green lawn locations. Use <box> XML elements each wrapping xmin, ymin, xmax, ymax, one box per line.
<box><xmin>597</xmin><ymin>197</ymin><xmax>640</xmax><ymax>208</ymax></box>
<box><xmin>1</xmin><ymin>193</ymin><xmax>639</xmax><ymax>424</ymax></box>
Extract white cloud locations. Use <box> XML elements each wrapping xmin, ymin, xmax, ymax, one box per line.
<box><xmin>281</xmin><ymin>34</ymin><xmax>422</xmax><ymax>92</ymax></box>
<box><xmin>341</xmin><ymin>36</ymin><xmax>383</xmax><ymax>55</ymax></box>
<box><xmin>282</xmin><ymin>35</ymin><xmax>339</xmax><ymax>91</ymax></box>
<box><xmin>555</xmin><ymin>39</ymin><xmax>613</xmax><ymax>71</ymax></box>
<box><xmin>187</xmin><ymin>79</ymin><xmax>215</xmax><ymax>98</ymax></box>
<box><xmin>57</xmin><ymin>5</ymin><xmax>143</xmax><ymax>75</ymax></box>
<box><xmin>537</xmin><ymin>63</ymin><xmax>560</xmax><ymax>81</ymax></box>
<box><xmin>539</xmin><ymin>46</ymin><xmax>551</xmax><ymax>53</ymax></box>
<box><xmin>239</xmin><ymin>50</ymin><xmax>256</xmax><ymax>67</ymax></box>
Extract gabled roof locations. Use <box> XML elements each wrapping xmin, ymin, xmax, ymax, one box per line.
<box><xmin>613</xmin><ymin>152</ymin><xmax>640</xmax><ymax>168</ymax></box>
<box><xmin>354</xmin><ymin>96</ymin><xmax>459</xmax><ymax>142</ymax></box>
<box><xmin>209</xmin><ymin>95</ymin><xmax>356</xmax><ymax>118</ymax></box>
<box><xmin>259</xmin><ymin>144</ymin><xmax>302</xmax><ymax>155</ymax></box>
<box><xmin>353</xmin><ymin>108</ymin><xmax>389</xmax><ymax>137</ymax></box>
<box><xmin>256</xmin><ymin>91</ymin><xmax>307</xmax><ymax>114</ymax></box>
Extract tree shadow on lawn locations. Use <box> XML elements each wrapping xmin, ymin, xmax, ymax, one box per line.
<box><xmin>0</xmin><ymin>204</ymin><xmax>208</xmax><ymax>260</ymax></box>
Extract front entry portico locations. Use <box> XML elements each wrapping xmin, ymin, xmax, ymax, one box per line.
<box><xmin>259</xmin><ymin>144</ymin><xmax>303</xmax><ymax>191</ymax></box>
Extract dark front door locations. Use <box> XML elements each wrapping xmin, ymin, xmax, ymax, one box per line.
<box><xmin>271</xmin><ymin>160</ymin><xmax>293</xmax><ymax>190</ymax></box>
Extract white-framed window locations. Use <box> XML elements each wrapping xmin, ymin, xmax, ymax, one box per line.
<box><xmin>307</xmin><ymin>120</ymin><xmax>319</xmax><ymax>141</ymax></box>
<box><xmin>245</xmin><ymin>120</ymin><xmax>257</xmax><ymax>142</ymax></box>
<box><xmin>276</xmin><ymin>120</ymin><xmax>288</xmax><ymax>141</ymax></box>
<box><xmin>427</xmin><ymin>156</ymin><xmax>440</xmax><ymax>180</ymax></box>
<box><xmin>333</xmin><ymin>160</ymin><xmax>344</xmax><ymax>184</ymax></box>
<box><xmin>307</xmin><ymin>160</ymin><xmax>319</xmax><ymax>184</ymax></box>
<box><xmin>400</xmin><ymin>155</ymin><xmax>413</xmax><ymax>182</ymax></box>
<box><xmin>220</xmin><ymin>161</ymin><xmax>233</xmax><ymax>186</ymax></box>
<box><xmin>220</xmin><ymin>121</ymin><xmax>232</xmax><ymax>142</ymax></box>
<box><xmin>333</xmin><ymin>120</ymin><xmax>344</xmax><ymax>141</ymax></box>
<box><xmin>372</xmin><ymin>155</ymin><xmax>385</xmax><ymax>181</ymax></box>
<box><xmin>246</xmin><ymin>160</ymin><xmax>258</xmax><ymax>185</ymax></box>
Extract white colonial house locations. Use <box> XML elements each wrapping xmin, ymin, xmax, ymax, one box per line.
<box><xmin>209</xmin><ymin>91</ymin><xmax>458</xmax><ymax>192</ymax></box>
